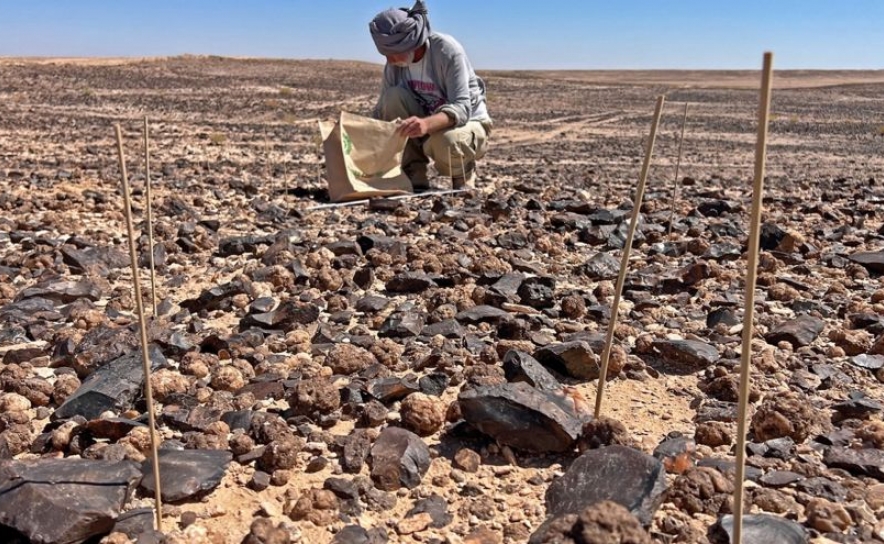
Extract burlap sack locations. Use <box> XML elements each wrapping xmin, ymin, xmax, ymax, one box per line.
<box><xmin>318</xmin><ymin>111</ymin><xmax>413</xmax><ymax>202</ymax></box>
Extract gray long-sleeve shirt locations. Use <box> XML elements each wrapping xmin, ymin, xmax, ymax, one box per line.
<box><xmin>372</xmin><ymin>32</ymin><xmax>491</xmax><ymax>128</ymax></box>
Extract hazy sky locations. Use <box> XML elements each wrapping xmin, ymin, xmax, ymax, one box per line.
<box><xmin>1</xmin><ymin>0</ymin><xmax>882</xmax><ymax>69</ymax></box>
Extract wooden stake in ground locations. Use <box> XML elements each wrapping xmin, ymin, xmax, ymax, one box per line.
<box><xmin>732</xmin><ymin>51</ymin><xmax>774</xmax><ymax>544</ymax></box>
<box><xmin>667</xmin><ymin>102</ymin><xmax>689</xmax><ymax>236</ymax></box>
<box><xmin>115</xmin><ymin>124</ymin><xmax>164</xmax><ymax>532</ymax></box>
<box><xmin>143</xmin><ymin>117</ymin><xmax>158</xmax><ymax>317</ymax></box>
<box><xmin>593</xmin><ymin>95</ymin><xmax>666</xmax><ymax>419</ymax></box>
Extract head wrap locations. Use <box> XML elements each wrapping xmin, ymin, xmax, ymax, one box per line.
<box><xmin>369</xmin><ymin>0</ymin><xmax>430</xmax><ymax>56</ymax></box>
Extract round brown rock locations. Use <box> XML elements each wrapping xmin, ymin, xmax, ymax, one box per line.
<box><xmin>400</xmin><ymin>393</ymin><xmax>446</xmax><ymax>436</ymax></box>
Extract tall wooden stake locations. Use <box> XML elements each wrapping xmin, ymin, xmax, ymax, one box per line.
<box><xmin>667</xmin><ymin>102</ymin><xmax>689</xmax><ymax>236</ymax></box>
<box><xmin>115</xmin><ymin>124</ymin><xmax>164</xmax><ymax>532</ymax></box>
<box><xmin>143</xmin><ymin>117</ymin><xmax>158</xmax><ymax>317</ymax></box>
<box><xmin>594</xmin><ymin>95</ymin><xmax>666</xmax><ymax>418</ymax></box>
<box><xmin>733</xmin><ymin>51</ymin><xmax>774</xmax><ymax>544</ymax></box>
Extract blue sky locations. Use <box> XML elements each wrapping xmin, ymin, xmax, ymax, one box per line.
<box><xmin>1</xmin><ymin>1</ymin><xmax>881</xmax><ymax>69</ymax></box>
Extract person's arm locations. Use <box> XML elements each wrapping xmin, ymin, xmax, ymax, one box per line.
<box><xmin>371</xmin><ymin>65</ymin><xmax>397</xmax><ymax>119</ymax></box>
<box><xmin>435</xmin><ymin>46</ymin><xmax>472</xmax><ymax>127</ymax></box>
<box><xmin>396</xmin><ymin>111</ymin><xmax>453</xmax><ymax>138</ymax></box>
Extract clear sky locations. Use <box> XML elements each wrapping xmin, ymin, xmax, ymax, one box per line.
<box><xmin>1</xmin><ymin>0</ymin><xmax>882</xmax><ymax>70</ymax></box>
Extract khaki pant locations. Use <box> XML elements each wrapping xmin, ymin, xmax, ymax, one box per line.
<box><xmin>376</xmin><ymin>86</ymin><xmax>489</xmax><ymax>186</ymax></box>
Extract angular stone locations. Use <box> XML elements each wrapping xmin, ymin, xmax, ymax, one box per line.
<box><xmin>84</xmin><ymin>418</ymin><xmax>146</xmax><ymax>441</ymax></box>
<box><xmin>765</xmin><ymin>315</ymin><xmax>825</xmax><ymax>348</ymax></box>
<box><xmin>0</xmin><ymin>297</ymin><xmax>64</xmax><ymax>325</ymax></box>
<box><xmin>458</xmin><ymin>382</ymin><xmax>583</xmax><ymax>453</ymax></box>
<box><xmin>61</xmin><ymin>245</ymin><xmax>128</xmax><ymax>276</ymax></box>
<box><xmin>69</xmin><ymin>324</ymin><xmax>140</xmax><ymax>377</ymax></box>
<box><xmin>759</xmin><ymin>470</ymin><xmax>804</xmax><ymax>488</ymax></box>
<box><xmin>759</xmin><ymin>223</ymin><xmax>788</xmax><ymax>251</ymax></box>
<box><xmin>795</xmin><ymin>477</ymin><xmax>847</xmax><ymax>502</ymax></box>
<box><xmin>421</xmin><ymin>319</ymin><xmax>464</xmax><ymax>339</ymax></box>
<box><xmin>651</xmin><ymin>339</ymin><xmax>720</xmax><ymax>371</ymax></box>
<box><xmin>406</xmin><ymin>494</ymin><xmax>452</xmax><ymax>528</ymax></box>
<box><xmin>545</xmin><ymin>445</ymin><xmax>667</xmax><ymax>526</ymax></box>
<box><xmin>54</xmin><ymin>345</ymin><xmax>166</xmax><ymax>421</ymax></box>
<box><xmin>140</xmin><ymin>449</ymin><xmax>232</xmax><ymax>502</ymax></box>
<box><xmin>0</xmin><ymin>458</ymin><xmax>142</xmax><ymax>544</ymax></box>
<box><xmin>16</xmin><ymin>277</ymin><xmax>103</xmax><ymax>305</ymax></box>
<box><xmin>180</xmin><ymin>280</ymin><xmax>248</xmax><ymax>313</ymax></box>
<box><xmin>850</xmin><ymin>354</ymin><xmax>884</xmax><ymax>371</ymax></box>
<box><xmin>518</xmin><ymin>276</ymin><xmax>555</xmax><ymax>309</ymax></box>
<box><xmin>533</xmin><ymin>341</ymin><xmax>600</xmax><ymax>380</ymax></box>
<box><xmin>356</xmin><ymin>295</ymin><xmax>390</xmax><ymax>313</ymax></box>
<box><xmin>111</xmin><ymin>508</ymin><xmax>156</xmax><ymax>540</ymax></box>
<box><xmin>823</xmin><ymin>446</ymin><xmax>884</xmax><ymax>481</ymax></box>
<box><xmin>370</xmin><ymin>427</ymin><xmax>430</xmax><ymax>491</ymax></box>
<box><xmin>217</xmin><ymin>234</ymin><xmax>275</xmax><ymax>257</ymax></box>
<box><xmin>356</xmin><ymin>234</ymin><xmax>406</xmax><ymax>256</ymax></box>
<box><xmin>240</xmin><ymin>300</ymin><xmax>320</xmax><ymax>331</ymax></box>
<box><xmin>366</xmin><ymin>375</ymin><xmax>421</xmax><ymax>403</ymax></box>
<box><xmin>455</xmin><ymin>305</ymin><xmax>510</xmax><ymax>325</ymax></box>
<box><xmin>378</xmin><ymin>311</ymin><xmax>425</xmax><ymax>338</ymax></box>
<box><xmin>581</xmin><ymin>252</ymin><xmax>620</xmax><ymax>280</ymax></box>
<box><xmin>502</xmin><ymin>350</ymin><xmax>561</xmax><ymax>392</ymax></box>
<box><xmin>707</xmin><ymin>307</ymin><xmax>740</xmax><ymax>329</ymax></box>
<box><xmin>386</xmin><ymin>272</ymin><xmax>437</xmax><ymax>294</ymax></box>
<box><xmin>833</xmin><ymin>394</ymin><xmax>883</xmax><ymax>419</ymax></box>
<box><xmin>849</xmin><ymin>250</ymin><xmax>884</xmax><ymax>273</ymax></box>
<box><xmin>713</xmin><ymin>514</ymin><xmax>806</xmax><ymax>544</ymax></box>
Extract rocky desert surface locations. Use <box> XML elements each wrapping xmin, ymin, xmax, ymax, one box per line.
<box><xmin>1</xmin><ymin>57</ymin><xmax>884</xmax><ymax>544</ymax></box>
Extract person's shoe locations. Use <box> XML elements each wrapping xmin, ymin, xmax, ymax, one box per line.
<box><xmin>452</xmin><ymin>169</ymin><xmax>476</xmax><ymax>190</ymax></box>
<box><xmin>404</xmin><ymin>166</ymin><xmax>430</xmax><ymax>192</ymax></box>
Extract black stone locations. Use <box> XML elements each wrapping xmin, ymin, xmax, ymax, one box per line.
<box><xmin>406</xmin><ymin>494</ymin><xmax>452</xmax><ymax>528</ymax></box>
<box><xmin>502</xmin><ymin>350</ymin><xmax>561</xmax><ymax>392</ymax></box>
<box><xmin>581</xmin><ymin>252</ymin><xmax>620</xmax><ymax>280</ymax></box>
<box><xmin>651</xmin><ymin>339</ymin><xmax>720</xmax><ymax>370</ymax></box>
<box><xmin>369</xmin><ymin>427</ymin><xmax>430</xmax><ymax>491</ymax></box>
<box><xmin>712</xmin><ymin>514</ymin><xmax>806</xmax><ymax>544</ymax></box>
<box><xmin>240</xmin><ymin>300</ymin><xmax>320</xmax><ymax>331</ymax></box>
<box><xmin>15</xmin><ymin>277</ymin><xmax>103</xmax><ymax>305</ymax></box>
<box><xmin>454</xmin><ymin>305</ymin><xmax>510</xmax><ymax>324</ymax></box>
<box><xmin>849</xmin><ymin>250</ymin><xmax>884</xmax><ymax>273</ymax></box>
<box><xmin>378</xmin><ymin>312</ymin><xmax>425</xmax><ymax>338</ymax></box>
<box><xmin>533</xmin><ymin>341</ymin><xmax>600</xmax><ymax>380</ymax></box>
<box><xmin>765</xmin><ymin>315</ymin><xmax>825</xmax><ymax>348</ymax></box>
<box><xmin>823</xmin><ymin>446</ymin><xmax>884</xmax><ymax>481</ymax></box>
<box><xmin>0</xmin><ymin>458</ymin><xmax>141</xmax><ymax>544</ymax></box>
<box><xmin>421</xmin><ymin>319</ymin><xmax>465</xmax><ymax>339</ymax></box>
<box><xmin>385</xmin><ymin>272</ymin><xmax>437</xmax><ymax>294</ymax></box>
<box><xmin>458</xmin><ymin>382</ymin><xmax>583</xmax><ymax>453</ymax></box>
<box><xmin>544</xmin><ymin>445</ymin><xmax>666</xmax><ymax>526</ymax></box>
<box><xmin>140</xmin><ymin>449</ymin><xmax>233</xmax><ymax>502</ymax></box>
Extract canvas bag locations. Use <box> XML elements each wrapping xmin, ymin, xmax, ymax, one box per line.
<box><xmin>318</xmin><ymin>111</ymin><xmax>413</xmax><ymax>202</ymax></box>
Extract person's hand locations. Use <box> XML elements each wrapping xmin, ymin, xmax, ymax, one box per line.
<box><xmin>396</xmin><ymin>116</ymin><xmax>429</xmax><ymax>138</ymax></box>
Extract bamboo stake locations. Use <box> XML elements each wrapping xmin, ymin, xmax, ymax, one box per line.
<box><xmin>667</xmin><ymin>102</ymin><xmax>689</xmax><ymax>236</ymax></box>
<box><xmin>593</xmin><ymin>95</ymin><xmax>666</xmax><ymax>419</ymax></box>
<box><xmin>733</xmin><ymin>51</ymin><xmax>774</xmax><ymax>544</ymax></box>
<box><xmin>115</xmin><ymin>124</ymin><xmax>164</xmax><ymax>532</ymax></box>
<box><xmin>143</xmin><ymin>117</ymin><xmax>158</xmax><ymax>317</ymax></box>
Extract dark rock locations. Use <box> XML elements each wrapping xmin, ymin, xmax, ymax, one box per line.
<box><xmin>366</xmin><ymin>375</ymin><xmax>420</xmax><ymax>404</ymax></box>
<box><xmin>707</xmin><ymin>307</ymin><xmax>740</xmax><ymax>329</ymax></box>
<box><xmin>369</xmin><ymin>427</ymin><xmax>430</xmax><ymax>491</ymax></box>
<box><xmin>84</xmin><ymin>418</ymin><xmax>146</xmax><ymax>441</ymax></box>
<box><xmin>54</xmin><ymin>345</ymin><xmax>166</xmax><ymax>421</ymax></box>
<box><xmin>406</xmin><ymin>494</ymin><xmax>452</xmax><ymax>528</ymax></box>
<box><xmin>833</xmin><ymin>394</ymin><xmax>883</xmax><ymax>420</ymax></box>
<box><xmin>759</xmin><ymin>223</ymin><xmax>788</xmax><ymax>251</ymax></box>
<box><xmin>712</xmin><ymin>514</ymin><xmax>806</xmax><ymax>544</ymax></box>
<box><xmin>325</xmin><ymin>240</ymin><xmax>363</xmax><ymax>257</ymax></box>
<box><xmin>356</xmin><ymin>234</ymin><xmax>405</xmax><ymax>256</ymax></box>
<box><xmin>850</xmin><ymin>354</ymin><xmax>884</xmax><ymax>371</ymax></box>
<box><xmin>61</xmin><ymin>245</ymin><xmax>127</xmax><ymax>276</ymax></box>
<box><xmin>764</xmin><ymin>315</ymin><xmax>825</xmax><ymax>348</ymax></box>
<box><xmin>140</xmin><ymin>449</ymin><xmax>233</xmax><ymax>502</ymax></box>
<box><xmin>502</xmin><ymin>350</ymin><xmax>561</xmax><ymax>392</ymax></box>
<box><xmin>111</xmin><ymin>507</ymin><xmax>156</xmax><ymax>540</ymax></box>
<box><xmin>240</xmin><ymin>300</ymin><xmax>320</xmax><ymax>331</ymax></box>
<box><xmin>849</xmin><ymin>250</ymin><xmax>884</xmax><ymax>273</ymax></box>
<box><xmin>823</xmin><ymin>446</ymin><xmax>884</xmax><ymax>481</ymax></box>
<box><xmin>180</xmin><ymin>280</ymin><xmax>248</xmax><ymax>313</ymax></box>
<box><xmin>703</xmin><ymin>243</ymin><xmax>742</xmax><ymax>261</ymax></box>
<box><xmin>518</xmin><ymin>276</ymin><xmax>555</xmax><ymax>309</ymax></box>
<box><xmin>378</xmin><ymin>312</ymin><xmax>425</xmax><ymax>338</ymax></box>
<box><xmin>759</xmin><ymin>471</ymin><xmax>804</xmax><ymax>488</ymax></box>
<box><xmin>421</xmin><ymin>319</ymin><xmax>464</xmax><ymax>339</ymax></box>
<box><xmin>545</xmin><ymin>445</ymin><xmax>667</xmax><ymax>526</ymax></box>
<box><xmin>386</xmin><ymin>272</ymin><xmax>437</xmax><ymax>294</ymax></box>
<box><xmin>418</xmin><ymin>373</ymin><xmax>450</xmax><ymax>397</ymax></box>
<box><xmin>794</xmin><ymin>477</ymin><xmax>847</xmax><ymax>502</ymax></box>
<box><xmin>651</xmin><ymin>339</ymin><xmax>720</xmax><ymax>370</ymax></box>
<box><xmin>341</xmin><ymin>429</ymin><xmax>373</xmax><ymax>474</ymax></box>
<box><xmin>217</xmin><ymin>235</ymin><xmax>275</xmax><ymax>257</ymax></box>
<box><xmin>356</xmin><ymin>295</ymin><xmax>390</xmax><ymax>313</ymax></box>
<box><xmin>455</xmin><ymin>305</ymin><xmax>510</xmax><ymax>324</ymax></box>
<box><xmin>458</xmin><ymin>382</ymin><xmax>583</xmax><ymax>453</ymax></box>
<box><xmin>533</xmin><ymin>341</ymin><xmax>600</xmax><ymax>380</ymax></box>
<box><xmin>697</xmin><ymin>199</ymin><xmax>742</xmax><ymax>217</ymax></box>
<box><xmin>0</xmin><ymin>458</ymin><xmax>141</xmax><ymax>544</ymax></box>
<box><xmin>581</xmin><ymin>252</ymin><xmax>620</xmax><ymax>280</ymax></box>
<box><xmin>15</xmin><ymin>277</ymin><xmax>103</xmax><ymax>305</ymax></box>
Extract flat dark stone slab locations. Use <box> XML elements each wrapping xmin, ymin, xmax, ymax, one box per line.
<box><xmin>54</xmin><ymin>345</ymin><xmax>166</xmax><ymax>421</ymax></box>
<box><xmin>386</xmin><ymin>272</ymin><xmax>438</xmax><ymax>294</ymax></box>
<box><xmin>421</xmin><ymin>319</ymin><xmax>465</xmax><ymax>339</ymax></box>
<box><xmin>651</xmin><ymin>339</ymin><xmax>720</xmax><ymax>370</ymax></box>
<box><xmin>713</xmin><ymin>514</ymin><xmax>807</xmax><ymax>544</ymax></box>
<box><xmin>503</xmin><ymin>350</ymin><xmax>561</xmax><ymax>392</ymax></box>
<box><xmin>15</xmin><ymin>278</ymin><xmax>103</xmax><ymax>305</ymax></box>
<box><xmin>180</xmin><ymin>280</ymin><xmax>248</xmax><ymax>313</ymax></box>
<box><xmin>764</xmin><ymin>315</ymin><xmax>825</xmax><ymax>348</ymax></box>
<box><xmin>455</xmin><ymin>305</ymin><xmax>510</xmax><ymax>325</ymax></box>
<box><xmin>140</xmin><ymin>449</ymin><xmax>233</xmax><ymax>502</ymax></box>
<box><xmin>545</xmin><ymin>445</ymin><xmax>667</xmax><ymax>526</ymax></box>
<box><xmin>850</xmin><ymin>354</ymin><xmax>884</xmax><ymax>370</ymax></box>
<box><xmin>823</xmin><ymin>446</ymin><xmax>884</xmax><ymax>481</ymax></box>
<box><xmin>378</xmin><ymin>311</ymin><xmax>425</xmax><ymax>338</ymax></box>
<box><xmin>581</xmin><ymin>252</ymin><xmax>620</xmax><ymax>280</ymax></box>
<box><xmin>240</xmin><ymin>300</ymin><xmax>320</xmax><ymax>331</ymax></box>
<box><xmin>458</xmin><ymin>382</ymin><xmax>582</xmax><ymax>453</ymax></box>
<box><xmin>0</xmin><ymin>458</ymin><xmax>142</xmax><ymax>544</ymax></box>
<box><xmin>849</xmin><ymin>250</ymin><xmax>884</xmax><ymax>273</ymax></box>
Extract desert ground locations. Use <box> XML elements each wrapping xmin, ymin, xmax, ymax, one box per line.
<box><xmin>1</xmin><ymin>56</ymin><xmax>884</xmax><ymax>544</ymax></box>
